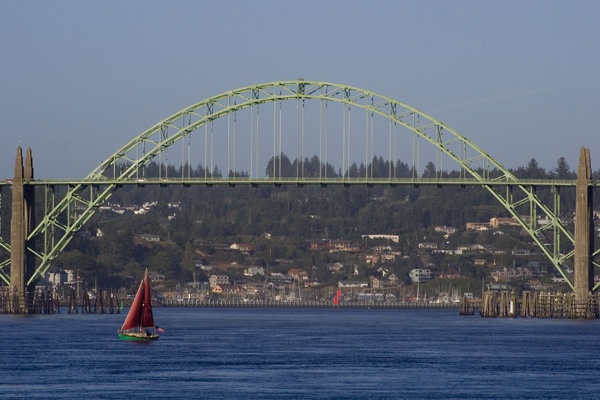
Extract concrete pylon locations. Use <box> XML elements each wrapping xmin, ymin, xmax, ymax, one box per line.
<box><xmin>10</xmin><ymin>147</ymin><xmax>26</xmax><ymax>309</ymax></box>
<box><xmin>24</xmin><ymin>147</ymin><xmax>35</xmax><ymax>290</ymax></box>
<box><xmin>9</xmin><ymin>146</ymin><xmax>35</xmax><ymax>312</ymax></box>
<box><xmin>574</xmin><ymin>147</ymin><xmax>594</xmax><ymax>303</ymax></box>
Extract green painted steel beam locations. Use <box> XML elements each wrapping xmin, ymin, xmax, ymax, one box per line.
<box><xmin>0</xmin><ymin>239</ymin><xmax>9</xmax><ymax>285</ymax></box>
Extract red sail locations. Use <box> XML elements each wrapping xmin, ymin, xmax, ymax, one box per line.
<box><xmin>140</xmin><ymin>270</ymin><xmax>155</xmax><ymax>328</ymax></box>
<box><xmin>333</xmin><ymin>289</ymin><xmax>342</xmax><ymax>306</ymax></box>
<box><xmin>120</xmin><ymin>270</ymin><xmax>155</xmax><ymax>331</ymax></box>
<box><xmin>120</xmin><ymin>277</ymin><xmax>145</xmax><ymax>331</ymax></box>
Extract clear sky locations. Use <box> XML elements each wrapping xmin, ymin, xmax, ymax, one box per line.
<box><xmin>1</xmin><ymin>0</ymin><xmax>599</xmax><ymax>178</ymax></box>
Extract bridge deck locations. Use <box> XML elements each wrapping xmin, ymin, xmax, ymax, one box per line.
<box><xmin>1</xmin><ymin>177</ymin><xmax>594</xmax><ymax>187</ymax></box>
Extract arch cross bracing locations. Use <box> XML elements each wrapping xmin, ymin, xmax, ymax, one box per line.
<box><xmin>0</xmin><ymin>80</ymin><xmax>595</xmax><ymax>288</ymax></box>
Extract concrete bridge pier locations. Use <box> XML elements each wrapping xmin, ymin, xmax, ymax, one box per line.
<box><xmin>574</xmin><ymin>147</ymin><xmax>595</xmax><ymax>317</ymax></box>
<box><xmin>10</xmin><ymin>146</ymin><xmax>35</xmax><ymax>313</ymax></box>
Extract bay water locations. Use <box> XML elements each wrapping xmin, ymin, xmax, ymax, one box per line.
<box><xmin>1</xmin><ymin>308</ymin><xmax>599</xmax><ymax>399</ymax></box>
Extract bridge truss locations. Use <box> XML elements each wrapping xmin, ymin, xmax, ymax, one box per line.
<box><xmin>0</xmin><ymin>80</ymin><xmax>598</xmax><ymax>289</ymax></box>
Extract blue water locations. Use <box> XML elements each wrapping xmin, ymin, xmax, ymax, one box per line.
<box><xmin>1</xmin><ymin>308</ymin><xmax>599</xmax><ymax>399</ymax></box>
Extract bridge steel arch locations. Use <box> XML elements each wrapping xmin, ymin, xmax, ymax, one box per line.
<box><xmin>0</xmin><ymin>80</ymin><xmax>594</xmax><ymax>288</ymax></box>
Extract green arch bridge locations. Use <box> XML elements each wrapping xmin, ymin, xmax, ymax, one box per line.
<box><xmin>1</xmin><ymin>80</ymin><xmax>598</xmax><ymax>294</ymax></box>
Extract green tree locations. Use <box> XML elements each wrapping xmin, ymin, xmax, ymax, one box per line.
<box><xmin>422</xmin><ymin>162</ymin><xmax>437</xmax><ymax>178</ymax></box>
<box><xmin>552</xmin><ymin>157</ymin><xmax>575</xmax><ymax>179</ymax></box>
<box><xmin>181</xmin><ymin>242</ymin><xmax>197</xmax><ymax>274</ymax></box>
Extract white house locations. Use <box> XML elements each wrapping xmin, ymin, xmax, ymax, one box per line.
<box><xmin>209</xmin><ymin>274</ymin><xmax>230</xmax><ymax>288</ymax></box>
<box><xmin>409</xmin><ymin>269</ymin><xmax>432</xmax><ymax>283</ymax></box>
<box><xmin>244</xmin><ymin>266</ymin><xmax>265</xmax><ymax>277</ymax></box>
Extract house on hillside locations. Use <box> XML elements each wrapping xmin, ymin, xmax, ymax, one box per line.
<box><xmin>527</xmin><ymin>279</ymin><xmax>551</xmax><ymax>291</ymax></box>
<box><xmin>511</xmin><ymin>249</ymin><xmax>532</xmax><ymax>256</ymax></box>
<box><xmin>434</xmin><ymin>226</ymin><xmax>458</xmax><ymax>235</ymax></box>
<box><xmin>47</xmin><ymin>270</ymin><xmax>68</xmax><ymax>288</ymax></box>
<box><xmin>148</xmin><ymin>271</ymin><xmax>165</xmax><ymax>282</ymax></box>
<box><xmin>209</xmin><ymin>274</ymin><xmax>230</xmax><ymax>288</ymax></box>
<box><xmin>288</xmin><ymin>268</ymin><xmax>309</xmax><ymax>281</ymax></box>
<box><xmin>244</xmin><ymin>266</ymin><xmax>265</xmax><ymax>277</ymax></box>
<box><xmin>137</xmin><ymin>233</ymin><xmax>161</xmax><ymax>242</ymax></box>
<box><xmin>328</xmin><ymin>262</ymin><xmax>344</xmax><ymax>272</ymax></box>
<box><xmin>212</xmin><ymin>243</ymin><xmax>231</xmax><ymax>252</ymax></box>
<box><xmin>329</xmin><ymin>240</ymin><xmax>362</xmax><ymax>253</ymax></box>
<box><xmin>466</xmin><ymin>222</ymin><xmax>490</xmax><ymax>231</ymax></box>
<box><xmin>309</xmin><ymin>239</ymin><xmax>331</xmax><ymax>250</ymax></box>
<box><xmin>338</xmin><ymin>280</ymin><xmax>369</xmax><ymax>288</ymax></box>
<box><xmin>362</xmin><ymin>234</ymin><xmax>400</xmax><ymax>243</ymax></box>
<box><xmin>489</xmin><ymin>217</ymin><xmax>521</xmax><ymax>227</ymax></box>
<box><xmin>372</xmin><ymin>277</ymin><xmax>393</xmax><ymax>289</ymax></box>
<box><xmin>241</xmin><ymin>282</ymin><xmax>264</xmax><ymax>295</ymax></box>
<box><xmin>212</xmin><ymin>284</ymin><xmax>238</xmax><ymax>294</ymax></box>
<box><xmin>372</xmin><ymin>245</ymin><xmax>392</xmax><ymax>253</ymax></box>
<box><xmin>230</xmin><ymin>243</ymin><xmax>254</xmax><ymax>255</ymax></box>
<box><xmin>409</xmin><ymin>269</ymin><xmax>432</xmax><ymax>283</ymax></box>
<box><xmin>455</xmin><ymin>244</ymin><xmax>495</xmax><ymax>255</ymax></box>
<box><xmin>366</xmin><ymin>253</ymin><xmax>398</xmax><ymax>265</ymax></box>
<box><xmin>490</xmin><ymin>267</ymin><xmax>533</xmax><ymax>282</ymax></box>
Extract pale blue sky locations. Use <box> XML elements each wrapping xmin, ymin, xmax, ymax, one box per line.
<box><xmin>1</xmin><ymin>0</ymin><xmax>599</xmax><ymax>178</ymax></box>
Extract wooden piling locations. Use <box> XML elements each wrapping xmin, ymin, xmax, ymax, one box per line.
<box><xmin>474</xmin><ymin>291</ymin><xmax>600</xmax><ymax>320</ymax></box>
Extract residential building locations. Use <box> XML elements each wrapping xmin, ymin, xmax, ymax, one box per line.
<box><xmin>434</xmin><ymin>226</ymin><xmax>458</xmax><ymax>235</ymax></box>
<box><xmin>209</xmin><ymin>274</ymin><xmax>230</xmax><ymax>288</ymax></box>
<box><xmin>466</xmin><ymin>222</ymin><xmax>490</xmax><ymax>231</ymax></box>
<box><xmin>489</xmin><ymin>217</ymin><xmax>521</xmax><ymax>227</ymax></box>
<box><xmin>148</xmin><ymin>271</ymin><xmax>165</xmax><ymax>282</ymax></box>
<box><xmin>362</xmin><ymin>234</ymin><xmax>400</xmax><ymax>243</ymax></box>
<box><xmin>212</xmin><ymin>243</ymin><xmax>231</xmax><ymax>252</ymax></box>
<box><xmin>511</xmin><ymin>249</ymin><xmax>532</xmax><ymax>256</ymax></box>
<box><xmin>288</xmin><ymin>268</ymin><xmax>309</xmax><ymax>281</ymax></box>
<box><xmin>372</xmin><ymin>245</ymin><xmax>392</xmax><ymax>253</ymax></box>
<box><xmin>244</xmin><ymin>266</ymin><xmax>265</xmax><ymax>277</ymax></box>
<box><xmin>137</xmin><ymin>233</ymin><xmax>161</xmax><ymax>242</ymax></box>
<box><xmin>366</xmin><ymin>253</ymin><xmax>398</xmax><ymax>265</ymax></box>
<box><xmin>230</xmin><ymin>243</ymin><xmax>254</xmax><ymax>254</ymax></box>
<box><xmin>309</xmin><ymin>239</ymin><xmax>331</xmax><ymax>250</ymax></box>
<box><xmin>328</xmin><ymin>262</ymin><xmax>344</xmax><ymax>272</ymax></box>
<box><xmin>372</xmin><ymin>277</ymin><xmax>394</xmax><ymax>288</ymax></box>
<box><xmin>338</xmin><ymin>280</ymin><xmax>369</xmax><ymax>288</ymax></box>
<box><xmin>329</xmin><ymin>240</ymin><xmax>362</xmax><ymax>253</ymax></box>
<box><xmin>409</xmin><ymin>269</ymin><xmax>432</xmax><ymax>283</ymax></box>
<box><xmin>490</xmin><ymin>267</ymin><xmax>533</xmax><ymax>282</ymax></box>
<box><xmin>212</xmin><ymin>284</ymin><xmax>238</xmax><ymax>294</ymax></box>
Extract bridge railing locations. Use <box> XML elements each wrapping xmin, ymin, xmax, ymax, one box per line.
<box><xmin>7</xmin><ymin>177</ymin><xmax>587</xmax><ymax>187</ymax></box>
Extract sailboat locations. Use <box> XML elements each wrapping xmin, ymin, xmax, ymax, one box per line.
<box><xmin>118</xmin><ymin>270</ymin><xmax>160</xmax><ymax>340</ymax></box>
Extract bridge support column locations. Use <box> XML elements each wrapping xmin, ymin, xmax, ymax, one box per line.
<box><xmin>574</xmin><ymin>147</ymin><xmax>594</xmax><ymax>316</ymax></box>
<box><xmin>10</xmin><ymin>146</ymin><xmax>35</xmax><ymax>313</ymax></box>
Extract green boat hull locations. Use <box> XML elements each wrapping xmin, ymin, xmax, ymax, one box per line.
<box><xmin>118</xmin><ymin>331</ymin><xmax>159</xmax><ymax>341</ymax></box>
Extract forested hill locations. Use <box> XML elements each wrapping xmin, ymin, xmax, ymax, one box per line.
<box><xmin>54</xmin><ymin>155</ymin><xmax>598</xmax><ymax>290</ymax></box>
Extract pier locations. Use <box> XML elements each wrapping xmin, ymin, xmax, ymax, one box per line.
<box><xmin>161</xmin><ymin>298</ymin><xmax>458</xmax><ymax>309</ymax></box>
<box><xmin>460</xmin><ymin>291</ymin><xmax>600</xmax><ymax>319</ymax></box>
<box><xmin>0</xmin><ymin>287</ymin><xmax>121</xmax><ymax>315</ymax></box>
